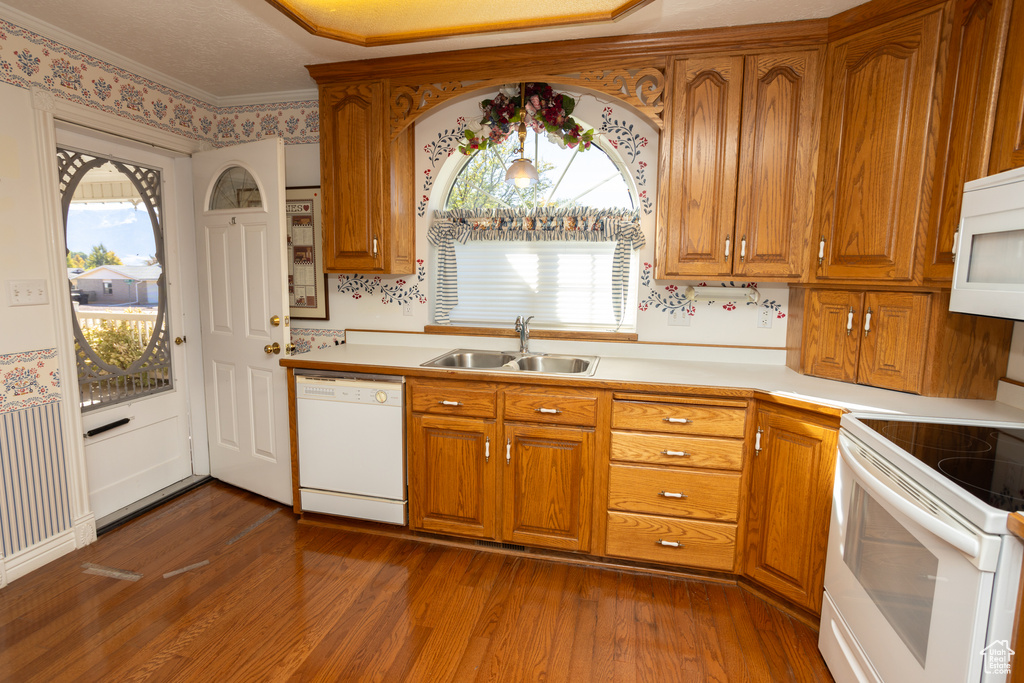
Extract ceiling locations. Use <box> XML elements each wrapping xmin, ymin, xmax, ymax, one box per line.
<box><xmin>0</xmin><ymin>0</ymin><xmax>864</xmax><ymax>102</ymax></box>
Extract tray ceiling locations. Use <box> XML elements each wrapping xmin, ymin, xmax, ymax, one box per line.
<box><xmin>0</xmin><ymin>0</ymin><xmax>865</xmax><ymax>101</ymax></box>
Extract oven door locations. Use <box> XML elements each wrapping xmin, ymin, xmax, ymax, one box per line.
<box><xmin>821</xmin><ymin>432</ymin><xmax>998</xmax><ymax>683</ymax></box>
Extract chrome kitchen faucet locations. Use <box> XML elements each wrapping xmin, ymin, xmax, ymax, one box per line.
<box><xmin>514</xmin><ymin>315</ymin><xmax>535</xmax><ymax>354</ymax></box>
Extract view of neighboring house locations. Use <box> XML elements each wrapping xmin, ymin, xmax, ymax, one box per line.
<box><xmin>69</xmin><ymin>265</ymin><xmax>162</xmax><ymax>306</ymax></box>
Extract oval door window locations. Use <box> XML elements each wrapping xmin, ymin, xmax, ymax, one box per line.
<box><xmin>208</xmin><ymin>166</ymin><xmax>263</xmax><ymax>210</ymax></box>
<box><xmin>57</xmin><ymin>148</ymin><xmax>172</xmax><ymax>410</ymax></box>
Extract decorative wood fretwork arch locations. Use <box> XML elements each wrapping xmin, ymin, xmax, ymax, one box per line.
<box><xmin>389</xmin><ymin>66</ymin><xmax>666</xmax><ymax>139</ymax></box>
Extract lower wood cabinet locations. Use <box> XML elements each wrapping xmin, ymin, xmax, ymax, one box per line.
<box><xmin>502</xmin><ymin>423</ymin><xmax>593</xmax><ymax>551</ymax></box>
<box><xmin>409</xmin><ymin>413</ymin><xmax>498</xmax><ymax>539</ymax></box>
<box><xmin>743</xmin><ymin>402</ymin><xmax>839</xmax><ymax>613</ymax></box>
<box><xmin>407</xmin><ymin>378</ymin><xmax>596</xmax><ymax>553</ymax></box>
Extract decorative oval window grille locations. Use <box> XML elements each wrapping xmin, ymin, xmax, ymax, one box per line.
<box><xmin>57</xmin><ymin>148</ymin><xmax>172</xmax><ymax>410</ymax></box>
<box><xmin>208</xmin><ymin>166</ymin><xmax>263</xmax><ymax>210</ymax></box>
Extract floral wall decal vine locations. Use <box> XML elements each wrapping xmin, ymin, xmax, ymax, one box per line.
<box><xmin>599</xmin><ymin>107</ymin><xmax>653</xmax><ymax>214</ymax></box>
<box><xmin>337</xmin><ymin>260</ymin><xmax>427</xmax><ymax>305</ymax></box>
<box><xmin>417</xmin><ymin>119</ymin><xmax>467</xmax><ymax>216</ymax></box>
<box><xmin>638</xmin><ymin>263</ymin><xmax>787</xmax><ymax>319</ymax></box>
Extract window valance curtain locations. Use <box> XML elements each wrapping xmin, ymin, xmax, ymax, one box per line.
<box><xmin>428</xmin><ymin>207</ymin><xmax>645</xmax><ymax>325</ymax></box>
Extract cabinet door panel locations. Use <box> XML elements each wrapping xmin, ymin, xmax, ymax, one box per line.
<box><xmin>857</xmin><ymin>291</ymin><xmax>930</xmax><ymax>393</ymax></box>
<box><xmin>735</xmin><ymin>50</ymin><xmax>821</xmax><ymax>279</ymax></box>
<box><xmin>744</xmin><ymin>405</ymin><xmax>838</xmax><ymax>612</ymax></box>
<box><xmin>658</xmin><ymin>56</ymin><xmax>743</xmax><ymax>278</ymax></box>
<box><xmin>409</xmin><ymin>414</ymin><xmax>497</xmax><ymax>539</ymax></box>
<box><xmin>502</xmin><ymin>424</ymin><xmax>593</xmax><ymax>551</ymax></box>
<box><xmin>320</xmin><ymin>82</ymin><xmax>386</xmax><ymax>272</ymax></box>
<box><xmin>816</xmin><ymin>9</ymin><xmax>945</xmax><ymax>281</ymax></box>
<box><xmin>802</xmin><ymin>289</ymin><xmax>863</xmax><ymax>382</ymax></box>
<box><xmin>925</xmin><ymin>0</ymin><xmax>1012</xmax><ymax>281</ymax></box>
<box><xmin>989</xmin><ymin>0</ymin><xmax>1024</xmax><ymax>173</ymax></box>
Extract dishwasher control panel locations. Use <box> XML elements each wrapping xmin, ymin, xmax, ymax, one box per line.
<box><xmin>296</xmin><ymin>375</ymin><xmax>403</xmax><ymax>407</ymax></box>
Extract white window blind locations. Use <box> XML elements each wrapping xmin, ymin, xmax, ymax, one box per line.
<box><xmin>446</xmin><ymin>240</ymin><xmax>637</xmax><ymax>331</ymax></box>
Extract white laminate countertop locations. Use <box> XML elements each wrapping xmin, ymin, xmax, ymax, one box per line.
<box><xmin>283</xmin><ymin>333</ymin><xmax>1024</xmax><ymax>425</ymax></box>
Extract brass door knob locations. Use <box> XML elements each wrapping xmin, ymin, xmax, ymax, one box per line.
<box><xmin>285</xmin><ymin>343</ymin><xmax>296</xmax><ymax>355</ymax></box>
<box><xmin>264</xmin><ymin>342</ymin><xmax>281</xmax><ymax>355</ymax></box>
<box><xmin>174</xmin><ymin>336</ymin><xmax>186</xmax><ymax>345</ymax></box>
<box><xmin>270</xmin><ymin>315</ymin><xmax>280</xmax><ymax>327</ymax></box>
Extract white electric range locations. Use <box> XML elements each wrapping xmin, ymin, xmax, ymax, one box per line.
<box><xmin>820</xmin><ymin>413</ymin><xmax>1024</xmax><ymax>683</ymax></box>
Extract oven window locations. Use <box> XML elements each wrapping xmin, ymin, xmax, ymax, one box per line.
<box><xmin>845</xmin><ymin>484</ymin><xmax>939</xmax><ymax>666</ymax></box>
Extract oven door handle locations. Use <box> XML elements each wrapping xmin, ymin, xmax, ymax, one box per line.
<box><xmin>839</xmin><ymin>438</ymin><xmax>981</xmax><ymax>559</ymax></box>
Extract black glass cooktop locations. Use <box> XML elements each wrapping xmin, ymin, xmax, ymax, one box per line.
<box><xmin>861</xmin><ymin>419</ymin><xmax>1024</xmax><ymax>512</ymax></box>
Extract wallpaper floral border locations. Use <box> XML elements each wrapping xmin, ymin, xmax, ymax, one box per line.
<box><xmin>289</xmin><ymin>328</ymin><xmax>346</xmax><ymax>354</ymax></box>
<box><xmin>336</xmin><ymin>259</ymin><xmax>428</xmax><ymax>306</ymax></box>
<box><xmin>638</xmin><ymin>264</ymin><xmax>787</xmax><ymax>319</ymax></box>
<box><xmin>0</xmin><ymin>18</ymin><xmax>318</xmax><ymax>146</ymax></box>
<box><xmin>0</xmin><ymin>347</ymin><xmax>61</xmax><ymax>414</ymax></box>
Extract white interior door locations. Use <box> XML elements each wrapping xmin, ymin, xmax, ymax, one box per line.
<box><xmin>192</xmin><ymin>138</ymin><xmax>292</xmax><ymax>505</ymax></box>
<box><xmin>56</xmin><ymin>128</ymin><xmax>196</xmax><ymax>520</ymax></box>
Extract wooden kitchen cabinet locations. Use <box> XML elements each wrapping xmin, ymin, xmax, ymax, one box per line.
<box><xmin>925</xmin><ymin>0</ymin><xmax>1013</xmax><ymax>281</ymax></box>
<box><xmin>318</xmin><ymin>79</ymin><xmax>415</xmax><ymax>274</ymax></box>
<box><xmin>743</xmin><ymin>402</ymin><xmax>839</xmax><ymax>614</ymax></box>
<box><xmin>407</xmin><ymin>378</ymin><xmax>597</xmax><ymax>553</ymax></box>
<box><xmin>788</xmin><ymin>287</ymin><xmax>1013</xmax><ymax>397</ymax></box>
<box><xmin>796</xmin><ymin>289</ymin><xmax>930</xmax><ymax>393</ymax></box>
<box><xmin>604</xmin><ymin>394</ymin><xmax>746</xmax><ymax>572</ymax></box>
<box><xmin>503</xmin><ymin>423</ymin><xmax>594</xmax><ymax>551</ymax></box>
<box><xmin>409</xmin><ymin>413</ymin><xmax>498</xmax><ymax>539</ymax></box>
<box><xmin>814</xmin><ymin>6</ymin><xmax>947</xmax><ymax>282</ymax></box>
<box><xmin>657</xmin><ymin>50</ymin><xmax>820</xmax><ymax>280</ymax></box>
<box><xmin>989</xmin><ymin>0</ymin><xmax>1024</xmax><ymax>173</ymax></box>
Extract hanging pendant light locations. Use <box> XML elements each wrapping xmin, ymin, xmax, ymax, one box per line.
<box><xmin>505</xmin><ymin>83</ymin><xmax>539</xmax><ymax>188</ymax></box>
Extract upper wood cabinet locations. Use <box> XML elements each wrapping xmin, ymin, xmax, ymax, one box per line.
<box><xmin>744</xmin><ymin>402</ymin><xmax>839</xmax><ymax>613</ymax></box>
<box><xmin>814</xmin><ymin>6</ymin><xmax>947</xmax><ymax>282</ymax></box>
<box><xmin>657</xmin><ymin>50</ymin><xmax>821</xmax><ymax>280</ymax></box>
<box><xmin>788</xmin><ymin>286</ymin><xmax>1013</xmax><ymax>397</ymax></box>
<box><xmin>989</xmin><ymin>0</ymin><xmax>1024</xmax><ymax>173</ymax></box>
<box><xmin>318</xmin><ymin>80</ymin><xmax>416</xmax><ymax>274</ymax></box>
<box><xmin>925</xmin><ymin>0</ymin><xmax>1013</xmax><ymax>281</ymax></box>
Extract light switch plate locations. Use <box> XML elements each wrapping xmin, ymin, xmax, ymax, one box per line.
<box><xmin>7</xmin><ymin>279</ymin><xmax>49</xmax><ymax>306</ymax></box>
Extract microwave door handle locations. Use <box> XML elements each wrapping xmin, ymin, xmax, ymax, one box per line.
<box><xmin>839</xmin><ymin>437</ymin><xmax>981</xmax><ymax>558</ymax></box>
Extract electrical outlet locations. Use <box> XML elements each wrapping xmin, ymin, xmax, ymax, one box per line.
<box><xmin>757</xmin><ymin>307</ymin><xmax>773</xmax><ymax>329</ymax></box>
<box><xmin>402</xmin><ymin>301</ymin><xmax>413</xmax><ymax>316</ymax></box>
<box><xmin>6</xmin><ymin>279</ymin><xmax>49</xmax><ymax>306</ymax></box>
<box><xmin>668</xmin><ymin>309</ymin><xmax>690</xmax><ymax>326</ymax></box>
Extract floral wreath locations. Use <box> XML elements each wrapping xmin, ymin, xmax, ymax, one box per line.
<box><xmin>458</xmin><ymin>82</ymin><xmax>595</xmax><ymax>155</ymax></box>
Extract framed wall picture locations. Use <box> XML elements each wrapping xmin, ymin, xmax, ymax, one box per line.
<box><xmin>286</xmin><ymin>187</ymin><xmax>329</xmax><ymax>320</ymax></box>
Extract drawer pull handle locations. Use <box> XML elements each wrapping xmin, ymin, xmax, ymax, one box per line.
<box><xmin>657</xmin><ymin>539</ymin><xmax>683</xmax><ymax>548</ymax></box>
<box><xmin>659</xmin><ymin>491</ymin><xmax>687</xmax><ymax>499</ymax></box>
<box><xmin>535</xmin><ymin>408</ymin><xmax>561</xmax><ymax>414</ymax></box>
<box><xmin>664</xmin><ymin>418</ymin><xmax>691</xmax><ymax>424</ymax></box>
<box><xmin>661</xmin><ymin>450</ymin><xmax>690</xmax><ymax>457</ymax></box>
<box><xmin>506</xmin><ymin>438</ymin><xmax>511</xmax><ymax>465</ymax></box>
<box><xmin>485</xmin><ymin>437</ymin><xmax>490</xmax><ymax>463</ymax></box>
<box><xmin>439</xmin><ymin>400</ymin><xmax>463</xmax><ymax>406</ymax></box>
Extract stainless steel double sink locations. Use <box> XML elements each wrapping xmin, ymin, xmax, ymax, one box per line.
<box><xmin>421</xmin><ymin>348</ymin><xmax>599</xmax><ymax>377</ymax></box>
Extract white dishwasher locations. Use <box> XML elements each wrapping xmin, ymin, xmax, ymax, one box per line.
<box><xmin>295</xmin><ymin>372</ymin><xmax>406</xmax><ymax>525</ymax></box>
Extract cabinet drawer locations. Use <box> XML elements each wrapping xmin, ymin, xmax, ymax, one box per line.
<box><xmin>410</xmin><ymin>381</ymin><xmax>497</xmax><ymax>418</ymax></box>
<box><xmin>610</xmin><ymin>431</ymin><xmax>743</xmax><ymax>470</ymax></box>
<box><xmin>504</xmin><ymin>390</ymin><xmax>598</xmax><ymax>427</ymax></box>
<box><xmin>607</xmin><ymin>464</ymin><xmax>740</xmax><ymax>521</ymax></box>
<box><xmin>612</xmin><ymin>401</ymin><xmax>745</xmax><ymax>437</ymax></box>
<box><xmin>605</xmin><ymin>512</ymin><xmax>736</xmax><ymax>571</ymax></box>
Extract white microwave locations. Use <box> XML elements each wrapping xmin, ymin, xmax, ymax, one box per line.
<box><xmin>950</xmin><ymin>165</ymin><xmax>1024</xmax><ymax>321</ymax></box>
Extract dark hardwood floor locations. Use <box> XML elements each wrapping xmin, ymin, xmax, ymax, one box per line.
<box><xmin>0</xmin><ymin>482</ymin><xmax>834</xmax><ymax>682</ymax></box>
